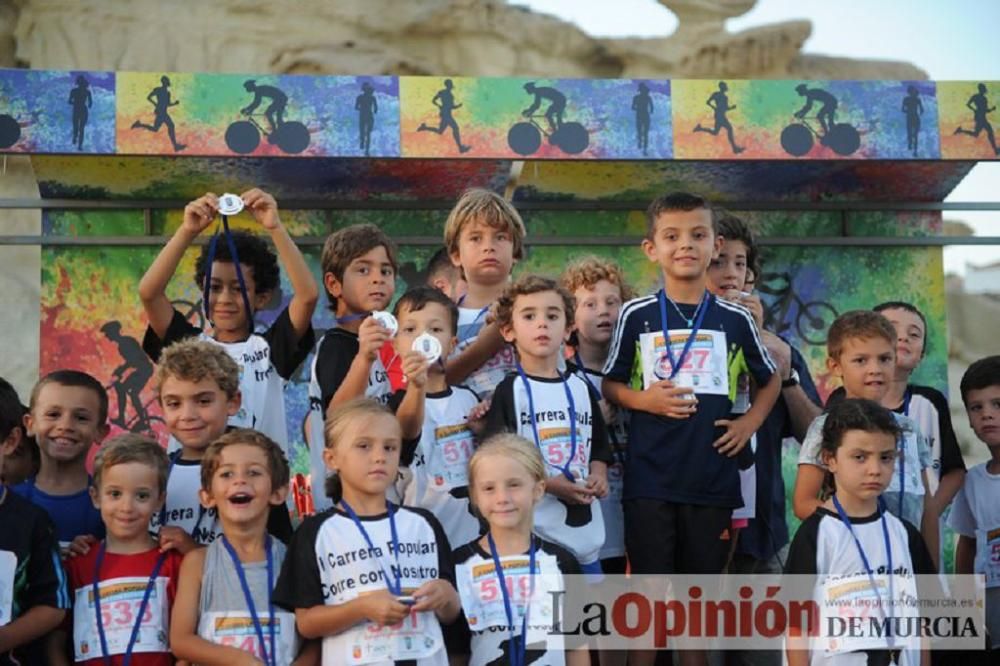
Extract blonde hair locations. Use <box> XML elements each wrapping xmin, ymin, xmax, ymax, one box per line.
<box><xmin>443</xmin><ymin>188</ymin><xmax>527</xmax><ymax>261</ymax></box>
<box><xmin>155</xmin><ymin>338</ymin><xmax>240</xmax><ymax>399</ymax></box>
<box><xmin>92</xmin><ymin>433</ymin><xmax>169</xmax><ymax>495</ymax></box>
<box><xmin>560</xmin><ymin>255</ymin><xmax>636</xmax><ymax>302</ymax></box>
<box><xmin>467</xmin><ymin>433</ymin><xmax>546</xmax><ymax>514</ymax></box>
<box><xmin>201</xmin><ymin>428</ymin><xmax>290</xmax><ymax>492</ymax></box>
<box><xmin>323</xmin><ymin>398</ymin><xmax>400</xmax><ymax>501</ymax></box>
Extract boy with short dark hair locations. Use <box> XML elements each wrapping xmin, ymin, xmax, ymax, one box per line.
<box><xmin>0</xmin><ymin>377</ymin><xmax>38</xmax><ymax>487</ymax></box>
<box><xmin>603</xmin><ymin>192</ymin><xmax>780</xmax><ymax>666</ymax></box>
<box><xmin>307</xmin><ymin>222</ymin><xmax>400</xmax><ymax>510</ymax></box>
<box><xmin>425</xmin><ymin>246</ymin><xmax>467</xmax><ymax>304</ymax></box>
<box><xmin>948</xmin><ymin>355</ymin><xmax>1000</xmax><ymax>655</ymax></box>
<box><xmin>139</xmin><ymin>188</ymin><xmax>318</xmax><ymax>455</ymax></box>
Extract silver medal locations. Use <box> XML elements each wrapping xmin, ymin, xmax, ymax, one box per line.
<box><xmin>412</xmin><ymin>333</ymin><xmax>442</xmax><ymax>363</ymax></box>
<box><xmin>371</xmin><ymin>310</ymin><xmax>398</xmax><ymax>337</ymax></box>
<box><xmin>217</xmin><ymin>193</ymin><xmax>245</xmax><ymax>216</ymax></box>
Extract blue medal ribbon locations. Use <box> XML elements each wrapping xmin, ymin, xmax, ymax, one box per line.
<box><xmin>515</xmin><ymin>365</ymin><xmax>578</xmax><ymax>482</ymax></box>
<box><xmin>456</xmin><ymin>295</ymin><xmax>490</xmax><ymax>345</ymax></box>
<box><xmin>92</xmin><ymin>543</ymin><xmax>168</xmax><ymax>666</ymax></box>
<box><xmin>333</xmin><ymin>312</ymin><xmax>370</xmax><ymax>327</ymax></box>
<box><xmin>486</xmin><ymin>533</ymin><xmax>537</xmax><ymax>666</ymax></box>
<box><xmin>656</xmin><ymin>290</ymin><xmax>710</xmax><ymax>381</ymax></box>
<box><xmin>221</xmin><ymin>535</ymin><xmax>276</xmax><ymax>666</ymax></box>
<box><xmin>340</xmin><ymin>499</ymin><xmax>402</xmax><ymax>596</ymax></box>
<box><xmin>901</xmin><ymin>387</ymin><xmax>912</xmax><ymax>417</ymax></box>
<box><xmin>203</xmin><ymin>214</ymin><xmax>254</xmax><ymax>336</ymax></box>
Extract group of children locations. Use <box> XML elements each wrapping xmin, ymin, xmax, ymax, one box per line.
<box><xmin>1</xmin><ymin>186</ymin><xmax>998</xmax><ymax>666</ymax></box>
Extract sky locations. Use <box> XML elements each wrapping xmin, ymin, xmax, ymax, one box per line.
<box><xmin>517</xmin><ymin>0</ymin><xmax>1000</xmax><ymax>275</ymax></box>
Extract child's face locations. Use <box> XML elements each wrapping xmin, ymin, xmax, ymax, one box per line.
<box><xmin>828</xmin><ymin>336</ymin><xmax>895</xmax><ymax>402</ymax></box>
<box><xmin>706</xmin><ymin>238</ymin><xmax>749</xmax><ymax>298</ymax></box>
<box><xmin>159</xmin><ymin>376</ymin><xmax>240</xmax><ymax>454</ymax></box>
<box><xmin>450</xmin><ymin>219</ymin><xmax>516</xmax><ymax>288</ymax></box>
<box><xmin>91</xmin><ymin>462</ymin><xmax>163</xmax><ymax>543</ymax></box>
<box><xmin>501</xmin><ymin>290</ymin><xmax>569</xmax><ymax>363</ymax></box>
<box><xmin>200</xmin><ymin>443</ymin><xmax>286</xmax><ymax>526</ymax></box>
<box><xmin>323</xmin><ymin>413</ymin><xmax>401</xmax><ymax>499</ymax></box>
<box><xmin>824</xmin><ymin>429</ymin><xmax>897</xmax><ymax>504</ymax></box>
<box><xmin>965</xmin><ymin>385</ymin><xmax>1000</xmax><ymax>448</ymax></box>
<box><xmin>206</xmin><ymin>261</ymin><xmax>270</xmax><ymax>338</ymax></box>
<box><xmin>879</xmin><ymin>307</ymin><xmax>926</xmax><ymax>373</ymax></box>
<box><xmin>642</xmin><ymin>209</ymin><xmax>721</xmax><ymax>283</ymax></box>
<box><xmin>26</xmin><ymin>383</ymin><xmax>108</xmax><ymax>465</ymax></box>
<box><xmin>573</xmin><ymin>280</ymin><xmax>623</xmax><ymax>347</ymax></box>
<box><xmin>327</xmin><ymin>246</ymin><xmax>395</xmax><ymax>315</ymax></box>
<box><xmin>471</xmin><ymin>453</ymin><xmax>545</xmax><ymax>532</ymax></box>
<box><xmin>394</xmin><ymin>302</ymin><xmax>456</xmax><ymax>373</ymax></box>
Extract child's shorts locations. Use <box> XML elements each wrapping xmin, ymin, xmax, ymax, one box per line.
<box><xmin>623</xmin><ymin>499</ymin><xmax>732</xmax><ymax>575</ymax></box>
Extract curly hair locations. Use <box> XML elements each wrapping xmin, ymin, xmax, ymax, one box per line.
<box><xmin>320</xmin><ymin>223</ymin><xmax>398</xmax><ymax>311</ymax></box>
<box><xmin>194</xmin><ymin>230</ymin><xmax>280</xmax><ymax>296</ymax></box>
<box><xmin>155</xmin><ymin>338</ymin><xmax>240</xmax><ymax>399</ymax></box>
<box><xmin>200</xmin><ymin>428</ymin><xmax>290</xmax><ymax>493</ymax></box>
<box><xmin>493</xmin><ymin>274</ymin><xmax>575</xmax><ymax>332</ymax></box>
<box><xmin>559</xmin><ymin>255</ymin><xmax>636</xmax><ymax>302</ymax></box>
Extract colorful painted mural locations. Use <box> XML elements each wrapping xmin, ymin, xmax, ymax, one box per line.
<box><xmin>938</xmin><ymin>80</ymin><xmax>1000</xmax><ymax>159</ymax></box>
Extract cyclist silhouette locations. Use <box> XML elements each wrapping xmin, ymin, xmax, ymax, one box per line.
<box><xmin>241</xmin><ymin>80</ymin><xmax>288</xmax><ymax>133</ymax></box>
<box><xmin>794</xmin><ymin>83</ymin><xmax>838</xmax><ymax>135</ymax></box>
<box><xmin>68</xmin><ymin>75</ymin><xmax>92</xmax><ymax>151</ymax></box>
<box><xmin>632</xmin><ymin>82</ymin><xmax>654</xmax><ymax>155</ymax></box>
<box><xmin>355</xmin><ymin>82</ymin><xmax>378</xmax><ymax>156</ymax></box>
<box><xmin>101</xmin><ymin>320</ymin><xmax>154</xmax><ymax>429</ymax></box>
<box><xmin>902</xmin><ymin>85</ymin><xmax>923</xmax><ymax>156</ymax></box>
<box><xmin>131</xmin><ymin>75</ymin><xmax>185</xmax><ymax>152</ymax></box>
<box><xmin>693</xmin><ymin>81</ymin><xmax>744</xmax><ymax>154</ymax></box>
<box><xmin>417</xmin><ymin>79</ymin><xmax>471</xmax><ymax>153</ymax></box>
<box><xmin>522</xmin><ymin>81</ymin><xmax>566</xmax><ymax>133</ymax></box>
<box><xmin>954</xmin><ymin>83</ymin><xmax>1000</xmax><ymax>156</ymax></box>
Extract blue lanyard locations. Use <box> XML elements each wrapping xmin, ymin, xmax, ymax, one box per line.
<box><xmin>897</xmin><ymin>434</ymin><xmax>905</xmax><ymax>519</ymax></box>
<box><xmin>333</xmin><ymin>312</ymin><xmax>369</xmax><ymax>327</ymax></box>
<box><xmin>831</xmin><ymin>495</ymin><xmax>894</xmax><ymax>648</ymax></box>
<box><xmin>92</xmin><ymin>543</ymin><xmax>167</xmax><ymax>666</ymax></box>
<box><xmin>656</xmin><ymin>290</ymin><xmax>710</xmax><ymax>381</ymax></box>
<box><xmin>515</xmin><ymin>365</ymin><xmax>578</xmax><ymax>482</ymax></box>
<box><xmin>340</xmin><ymin>499</ymin><xmax>402</xmax><ymax>596</ymax></box>
<box><xmin>901</xmin><ymin>387</ymin><xmax>912</xmax><ymax>416</ymax></box>
<box><xmin>572</xmin><ymin>352</ymin><xmax>624</xmax><ymax>460</ymax></box>
<box><xmin>221</xmin><ymin>535</ymin><xmax>276</xmax><ymax>666</ymax></box>
<box><xmin>203</xmin><ymin>215</ymin><xmax>254</xmax><ymax>335</ymax></box>
<box><xmin>158</xmin><ymin>452</ymin><xmax>210</xmax><ymax>540</ymax></box>
<box><xmin>456</xmin><ymin>295</ymin><xmax>490</xmax><ymax>345</ymax></box>
<box><xmin>486</xmin><ymin>533</ymin><xmax>536</xmax><ymax>666</ymax></box>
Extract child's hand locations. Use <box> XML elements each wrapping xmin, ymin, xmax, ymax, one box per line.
<box><xmin>361</xmin><ymin>590</ymin><xmax>411</xmax><ymax>627</ymax></box>
<box><xmin>761</xmin><ymin>330</ymin><xmax>792</xmax><ymax>381</ymax></box>
<box><xmin>358</xmin><ymin>316</ymin><xmax>391</xmax><ymax>362</ymax></box>
<box><xmin>467</xmin><ymin>399</ymin><xmax>491</xmax><ymax>422</ymax></box>
<box><xmin>740</xmin><ymin>292</ymin><xmax>765</xmax><ymax>329</ymax></box>
<box><xmin>231</xmin><ymin>654</ymin><xmax>265</xmax><ymax>666</ymax></box>
<box><xmin>638</xmin><ymin>380</ymin><xmax>697</xmax><ymax>419</ymax></box>
<box><xmin>713</xmin><ymin>415</ymin><xmax>757</xmax><ymax>457</ymax></box>
<box><xmin>546</xmin><ymin>475</ymin><xmax>594</xmax><ymax>505</ymax></box>
<box><xmin>242</xmin><ymin>188</ymin><xmax>281</xmax><ymax>231</ymax></box>
<box><xmin>158</xmin><ymin>526</ymin><xmax>198</xmax><ymax>555</ymax></box>
<box><xmin>65</xmin><ymin>534</ymin><xmax>98</xmax><ymax>558</ymax></box>
<box><xmin>400</xmin><ymin>350</ymin><xmax>430</xmax><ymax>389</ymax></box>
<box><xmin>586</xmin><ymin>465</ymin><xmax>609</xmax><ymax>499</ymax></box>
<box><xmin>181</xmin><ymin>193</ymin><xmax>218</xmax><ymax>235</ymax></box>
<box><xmin>412</xmin><ymin>579</ymin><xmax>459</xmax><ymax>614</ymax></box>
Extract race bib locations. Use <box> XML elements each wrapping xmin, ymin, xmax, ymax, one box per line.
<box><xmin>538</xmin><ymin>426</ymin><xmax>587</xmax><ymax>480</ymax></box>
<box><xmin>344</xmin><ymin>608</ymin><xmax>442</xmax><ymax>665</ymax></box>
<box><xmin>199</xmin><ymin>610</ymin><xmax>298</xmax><ymax>665</ymax></box>
<box><xmin>976</xmin><ymin>526</ymin><xmax>1000</xmax><ymax>588</ymax></box>
<box><xmin>456</xmin><ymin>555</ymin><xmax>560</xmax><ymax>632</ymax></box>
<box><xmin>818</xmin><ymin>572</ymin><xmax>918</xmax><ymax>655</ymax></box>
<box><xmin>639</xmin><ymin>329</ymin><xmax>729</xmax><ymax>395</ymax></box>
<box><xmin>73</xmin><ymin>577</ymin><xmax>169</xmax><ymax>661</ymax></box>
<box><xmin>430</xmin><ymin>423</ymin><xmax>475</xmax><ymax>489</ymax></box>
<box><xmin>0</xmin><ymin>550</ymin><xmax>15</xmax><ymax>626</ymax></box>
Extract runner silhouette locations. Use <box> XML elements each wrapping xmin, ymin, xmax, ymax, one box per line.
<box><xmin>417</xmin><ymin>79</ymin><xmax>471</xmax><ymax>153</ymax></box>
<box><xmin>131</xmin><ymin>75</ymin><xmax>185</xmax><ymax>152</ymax></box>
<box><xmin>522</xmin><ymin>82</ymin><xmax>566</xmax><ymax>133</ymax></box>
<box><xmin>954</xmin><ymin>83</ymin><xmax>1000</xmax><ymax>155</ymax></box>
<box><xmin>355</xmin><ymin>82</ymin><xmax>377</xmax><ymax>156</ymax></box>
<box><xmin>68</xmin><ymin>75</ymin><xmax>92</xmax><ymax>151</ymax></box>
<box><xmin>794</xmin><ymin>83</ymin><xmax>838</xmax><ymax>135</ymax></box>
<box><xmin>632</xmin><ymin>82</ymin><xmax>654</xmax><ymax>155</ymax></box>
<box><xmin>902</xmin><ymin>85</ymin><xmax>923</xmax><ymax>156</ymax></box>
<box><xmin>693</xmin><ymin>81</ymin><xmax>744</xmax><ymax>154</ymax></box>
<box><xmin>101</xmin><ymin>321</ymin><xmax>154</xmax><ymax>429</ymax></box>
<box><xmin>242</xmin><ymin>80</ymin><xmax>288</xmax><ymax>134</ymax></box>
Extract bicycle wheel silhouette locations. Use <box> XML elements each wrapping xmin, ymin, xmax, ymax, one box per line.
<box><xmin>225</xmin><ymin>120</ymin><xmax>261</xmax><ymax>154</ymax></box>
<box><xmin>508</xmin><ymin>122</ymin><xmax>542</xmax><ymax>155</ymax></box>
<box><xmin>552</xmin><ymin>122</ymin><xmax>589</xmax><ymax>154</ymax></box>
<box><xmin>796</xmin><ymin>301</ymin><xmax>838</xmax><ymax>345</ymax></box>
<box><xmin>780</xmin><ymin>123</ymin><xmax>813</xmax><ymax>156</ymax></box>
<box><xmin>824</xmin><ymin>123</ymin><xmax>861</xmax><ymax>156</ymax></box>
<box><xmin>0</xmin><ymin>114</ymin><xmax>20</xmax><ymax>149</ymax></box>
<box><xmin>274</xmin><ymin>121</ymin><xmax>310</xmax><ymax>154</ymax></box>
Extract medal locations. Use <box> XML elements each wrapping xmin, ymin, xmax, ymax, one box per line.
<box><xmin>412</xmin><ymin>333</ymin><xmax>442</xmax><ymax>363</ymax></box>
<box><xmin>372</xmin><ymin>311</ymin><xmax>398</xmax><ymax>337</ymax></box>
<box><xmin>217</xmin><ymin>193</ymin><xmax>245</xmax><ymax>216</ymax></box>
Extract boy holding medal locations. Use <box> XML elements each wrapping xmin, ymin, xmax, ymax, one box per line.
<box><xmin>170</xmin><ymin>429</ymin><xmax>319</xmax><ymax>665</ymax></box>
<box><xmin>602</xmin><ymin>192</ymin><xmax>779</xmax><ymax>666</ymax></box>
<box><xmin>65</xmin><ymin>434</ymin><xmax>183</xmax><ymax>666</ymax></box>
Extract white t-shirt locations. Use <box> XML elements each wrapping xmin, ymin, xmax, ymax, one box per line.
<box><xmin>152</xmin><ymin>458</ymin><xmax>221</xmax><ymax>545</ymax></box>
<box><xmin>451</xmin><ymin>305</ymin><xmax>517</xmax><ymax>400</ymax></box>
